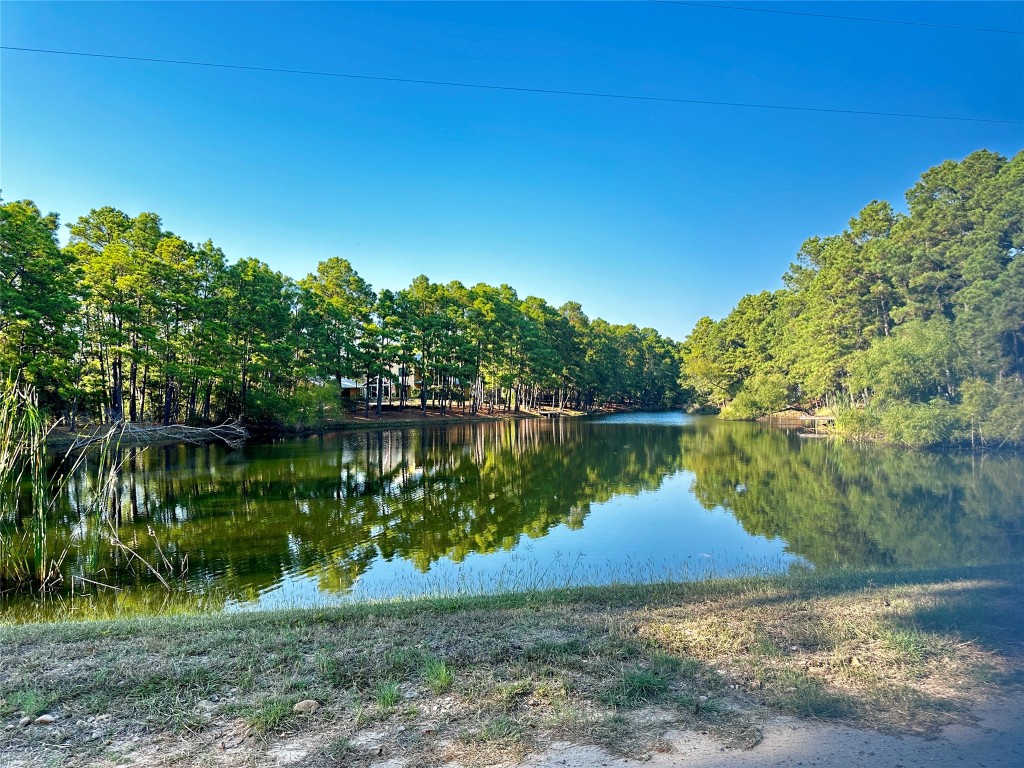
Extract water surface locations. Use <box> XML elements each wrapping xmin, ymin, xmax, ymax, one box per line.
<box><xmin>5</xmin><ymin>413</ymin><xmax>1023</xmax><ymax>616</ymax></box>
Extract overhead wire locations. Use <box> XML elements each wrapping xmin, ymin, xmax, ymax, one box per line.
<box><xmin>2</xmin><ymin>45</ymin><xmax>1021</xmax><ymax>125</ymax></box>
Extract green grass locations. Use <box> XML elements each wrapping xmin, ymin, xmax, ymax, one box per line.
<box><xmin>3</xmin><ymin>688</ymin><xmax>54</xmax><ymax>718</ymax></box>
<box><xmin>323</xmin><ymin>734</ymin><xmax>354</xmax><ymax>759</ymax></box>
<box><xmin>464</xmin><ymin>714</ymin><xmax>526</xmax><ymax>744</ymax></box>
<box><xmin>601</xmin><ymin>666</ymin><xmax>670</xmax><ymax>708</ymax></box>
<box><xmin>373</xmin><ymin>680</ymin><xmax>401</xmax><ymax>709</ymax></box>
<box><xmin>772</xmin><ymin>670</ymin><xmax>858</xmax><ymax>719</ymax></box>
<box><xmin>1</xmin><ymin>564</ymin><xmax>1020</xmax><ymax>765</ymax></box>
<box><xmin>242</xmin><ymin>696</ymin><xmax>294</xmax><ymax>733</ymax></box>
<box><xmin>423</xmin><ymin>656</ymin><xmax>454</xmax><ymax>692</ymax></box>
<box><xmin>881</xmin><ymin>626</ymin><xmax>937</xmax><ymax>663</ymax></box>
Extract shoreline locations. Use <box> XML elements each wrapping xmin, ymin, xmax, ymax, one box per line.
<box><xmin>3</xmin><ymin>565</ymin><xmax>1021</xmax><ymax>766</ymax></box>
<box><xmin>43</xmin><ymin>411</ymin><xmax>544</xmax><ymax>450</ymax></box>
<box><xmin>42</xmin><ymin>405</ymin><xmax>620</xmax><ymax>451</ymax></box>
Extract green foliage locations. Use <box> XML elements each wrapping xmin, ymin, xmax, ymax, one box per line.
<box><xmin>874</xmin><ymin>400</ymin><xmax>961</xmax><ymax>447</ymax></box>
<box><xmin>0</xmin><ymin>201</ymin><xmax>80</xmax><ymax>406</ymax></box>
<box><xmin>0</xmin><ymin>380</ymin><xmax>47</xmax><ymax>585</ymax></box>
<box><xmin>959</xmin><ymin>378</ymin><xmax>1024</xmax><ymax>447</ymax></box>
<box><xmin>721</xmin><ymin>372</ymin><xmax>790</xmax><ymax>420</ymax></box>
<box><xmin>13</xmin><ymin>203</ymin><xmax>684</xmax><ymax>425</ymax></box>
<box><xmin>682</xmin><ymin>149</ymin><xmax>1024</xmax><ymax>445</ymax></box>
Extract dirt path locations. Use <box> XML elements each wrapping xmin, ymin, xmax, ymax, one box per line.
<box><xmin>522</xmin><ymin>695</ymin><xmax>1024</xmax><ymax>768</ymax></box>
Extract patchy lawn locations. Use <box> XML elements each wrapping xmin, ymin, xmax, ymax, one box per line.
<box><xmin>2</xmin><ymin>566</ymin><xmax>1022</xmax><ymax>767</ymax></box>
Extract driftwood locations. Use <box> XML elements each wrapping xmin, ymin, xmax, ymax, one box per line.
<box><xmin>67</xmin><ymin>420</ymin><xmax>249</xmax><ymax>451</ymax></box>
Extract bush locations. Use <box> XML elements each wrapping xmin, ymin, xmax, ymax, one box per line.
<box><xmin>721</xmin><ymin>373</ymin><xmax>791</xmax><ymax>420</ymax></box>
<box><xmin>878</xmin><ymin>400</ymin><xmax>962</xmax><ymax>446</ymax></box>
<box><xmin>960</xmin><ymin>377</ymin><xmax>1024</xmax><ymax>447</ymax></box>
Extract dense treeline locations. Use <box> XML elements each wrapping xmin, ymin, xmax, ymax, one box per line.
<box><xmin>1</xmin><ymin>203</ymin><xmax>683</xmax><ymax>425</ymax></box>
<box><xmin>679</xmin><ymin>149</ymin><xmax>1024</xmax><ymax>447</ymax></box>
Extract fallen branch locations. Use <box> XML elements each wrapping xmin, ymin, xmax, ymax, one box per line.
<box><xmin>106</xmin><ymin>523</ymin><xmax>171</xmax><ymax>591</ymax></box>
<box><xmin>68</xmin><ymin>420</ymin><xmax>249</xmax><ymax>451</ymax></box>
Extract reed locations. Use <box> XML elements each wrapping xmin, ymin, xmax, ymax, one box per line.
<box><xmin>0</xmin><ymin>377</ymin><xmax>122</xmax><ymax>591</ymax></box>
<box><xmin>0</xmin><ymin>379</ymin><xmax>49</xmax><ymax>586</ymax></box>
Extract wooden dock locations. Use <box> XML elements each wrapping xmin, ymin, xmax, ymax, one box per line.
<box><xmin>799</xmin><ymin>414</ymin><xmax>835</xmax><ymax>434</ymax></box>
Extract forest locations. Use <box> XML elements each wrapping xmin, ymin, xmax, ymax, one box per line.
<box><xmin>0</xmin><ymin>204</ymin><xmax>683</xmax><ymax>426</ymax></box>
<box><xmin>2</xmin><ymin>149</ymin><xmax>1021</xmax><ymax>447</ymax></box>
<box><xmin>678</xmin><ymin>149</ymin><xmax>1024</xmax><ymax>447</ymax></box>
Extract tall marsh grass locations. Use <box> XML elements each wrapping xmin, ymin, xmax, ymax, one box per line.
<box><xmin>0</xmin><ymin>381</ymin><xmax>51</xmax><ymax>586</ymax></box>
<box><xmin>0</xmin><ymin>378</ymin><xmax>121</xmax><ymax>591</ymax></box>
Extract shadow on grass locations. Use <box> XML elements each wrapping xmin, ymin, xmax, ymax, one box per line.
<box><xmin>634</xmin><ymin>564</ymin><xmax>1024</xmax><ymax>732</ymax></box>
<box><xmin>1</xmin><ymin>564</ymin><xmax>1021</xmax><ymax>764</ymax></box>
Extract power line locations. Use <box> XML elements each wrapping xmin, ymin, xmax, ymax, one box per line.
<box><xmin>2</xmin><ymin>45</ymin><xmax>1021</xmax><ymax>125</ymax></box>
<box><xmin>651</xmin><ymin>1</ymin><xmax>1024</xmax><ymax>36</ymax></box>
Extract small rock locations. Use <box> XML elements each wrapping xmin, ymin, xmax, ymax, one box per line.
<box><xmin>210</xmin><ymin>694</ymin><xmax>220</xmax><ymax>702</ymax></box>
<box><xmin>19</xmin><ymin>716</ymin><xmax>31</xmax><ymax>728</ymax></box>
<box><xmin>292</xmin><ymin>699</ymin><xmax>319</xmax><ymax>714</ymax></box>
<box><xmin>34</xmin><ymin>714</ymin><xmax>56</xmax><ymax>725</ymax></box>
<box><xmin>4</xmin><ymin>724</ymin><xmax>14</xmax><ymax>731</ymax></box>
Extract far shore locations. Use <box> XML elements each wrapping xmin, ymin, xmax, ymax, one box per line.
<box><xmin>43</xmin><ymin>404</ymin><xmax>609</xmax><ymax>451</ymax></box>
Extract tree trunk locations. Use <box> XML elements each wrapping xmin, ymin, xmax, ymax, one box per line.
<box><xmin>186</xmin><ymin>377</ymin><xmax>198</xmax><ymax>422</ymax></box>
<box><xmin>202</xmin><ymin>380</ymin><xmax>213</xmax><ymax>421</ymax></box>
<box><xmin>139</xmin><ymin>365</ymin><xmax>149</xmax><ymax>422</ymax></box>
<box><xmin>163</xmin><ymin>377</ymin><xmax>175</xmax><ymax>426</ymax></box>
<box><xmin>129</xmin><ymin>353</ymin><xmax>138</xmax><ymax>422</ymax></box>
<box><xmin>111</xmin><ymin>353</ymin><xmax>124</xmax><ymax>422</ymax></box>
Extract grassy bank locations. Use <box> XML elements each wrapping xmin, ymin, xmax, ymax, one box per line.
<box><xmin>2</xmin><ymin>566</ymin><xmax>1022</xmax><ymax>767</ymax></box>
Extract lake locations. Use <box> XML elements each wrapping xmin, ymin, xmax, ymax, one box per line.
<box><xmin>4</xmin><ymin>412</ymin><xmax>1023</xmax><ymax>618</ymax></box>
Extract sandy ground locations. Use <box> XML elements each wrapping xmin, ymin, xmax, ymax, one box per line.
<box><xmin>521</xmin><ymin>695</ymin><xmax>1023</xmax><ymax>768</ymax></box>
<box><xmin>7</xmin><ymin>694</ymin><xmax>1021</xmax><ymax>767</ymax></box>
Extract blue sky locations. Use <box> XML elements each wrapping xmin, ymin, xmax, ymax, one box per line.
<box><xmin>2</xmin><ymin>1</ymin><xmax>1022</xmax><ymax>340</ymax></box>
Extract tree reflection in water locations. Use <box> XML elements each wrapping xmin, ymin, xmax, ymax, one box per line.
<box><xmin>10</xmin><ymin>415</ymin><xmax>1024</xmax><ymax>606</ymax></box>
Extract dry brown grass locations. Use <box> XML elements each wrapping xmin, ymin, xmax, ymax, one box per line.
<box><xmin>2</xmin><ymin>567</ymin><xmax>1021</xmax><ymax>766</ymax></box>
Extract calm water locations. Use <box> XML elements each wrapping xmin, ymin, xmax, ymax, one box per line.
<box><xmin>5</xmin><ymin>413</ymin><xmax>1024</xmax><ymax>616</ymax></box>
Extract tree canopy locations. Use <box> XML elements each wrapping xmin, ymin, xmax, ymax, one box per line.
<box><xmin>679</xmin><ymin>149</ymin><xmax>1023</xmax><ymax>447</ymax></box>
<box><xmin>1</xmin><ymin>202</ymin><xmax>684</xmax><ymax>425</ymax></box>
